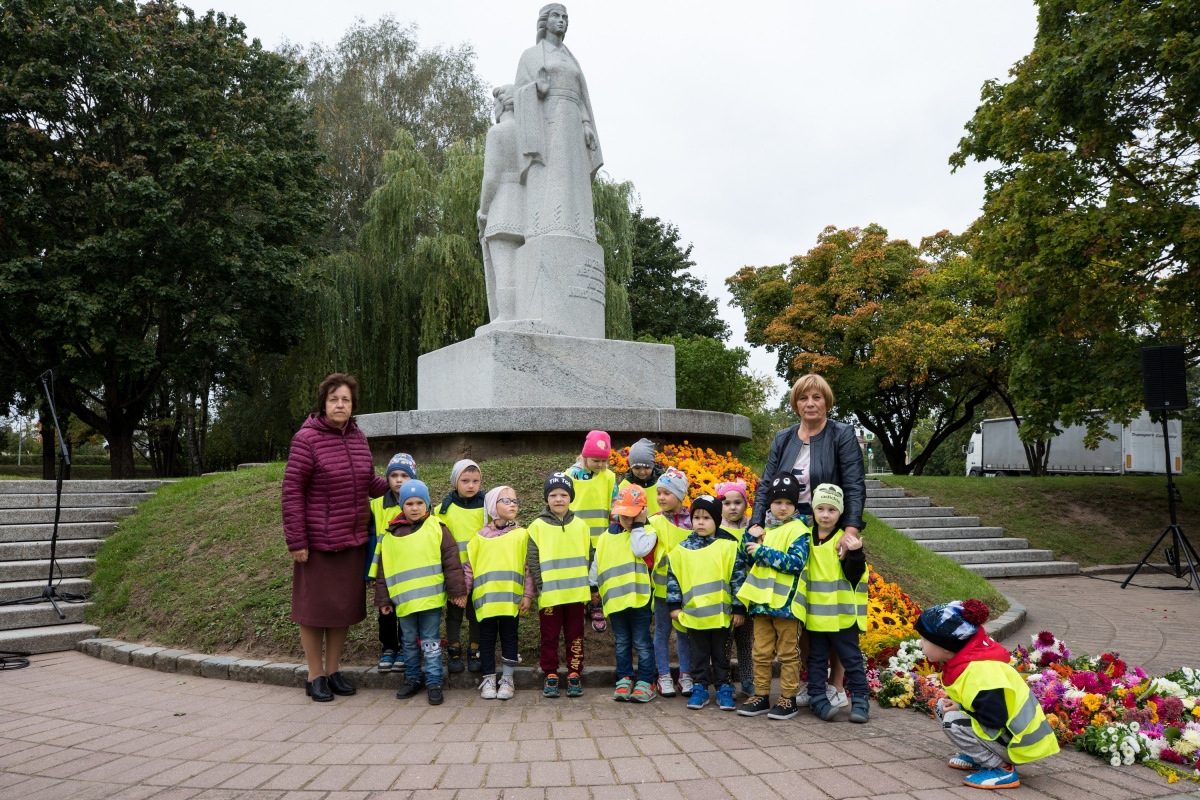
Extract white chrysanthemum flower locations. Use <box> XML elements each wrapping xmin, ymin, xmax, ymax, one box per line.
<box><xmin>1110</xmin><ymin>755</ymin><xmax>1121</xmax><ymax>767</ymax></box>
<box><xmin>1129</xmin><ymin>722</ymin><xmax>1140</xmax><ymax>733</ymax></box>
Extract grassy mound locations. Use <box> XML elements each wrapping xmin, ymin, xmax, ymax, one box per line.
<box><xmin>88</xmin><ymin>454</ymin><xmax>1005</xmax><ymax>664</ymax></box>
<box><xmin>884</xmin><ymin>475</ymin><xmax>1200</xmax><ymax>568</ymax></box>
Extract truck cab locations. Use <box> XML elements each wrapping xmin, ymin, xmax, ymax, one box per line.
<box><xmin>964</xmin><ymin>426</ymin><xmax>983</xmax><ymax>476</ymax></box>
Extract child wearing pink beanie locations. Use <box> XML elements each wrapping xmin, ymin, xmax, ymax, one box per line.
<box><xmin>567</xmin><ymin>430</ymin><xmax>615</xmax><ymax>632</ymax></box>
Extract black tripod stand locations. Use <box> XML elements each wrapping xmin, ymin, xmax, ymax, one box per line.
<box><xmin>1122</xmin><ymin>412</ymin><xmax>1199</xmax><ymax>592</ymax></box>
<box><xmin>0</xmin><ymin>370</ymin><xmax>74</xmax><ymax>619</ymax></box>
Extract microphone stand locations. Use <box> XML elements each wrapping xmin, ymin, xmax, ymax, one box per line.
<box><xmin>0</xmin><ymin>371</ymin><xmax>72</xmax><ymax>618</ymax></box>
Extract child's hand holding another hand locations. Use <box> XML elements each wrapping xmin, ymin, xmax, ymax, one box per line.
<box><xmin>451</xmin><ymin>595</ymin><xmax>468</xmax><ymax>608</ymax></box>
<box><xmin>669</xmin><ymin>609</ymin><xmax>680</xmax><ymax>620</ymax></box>
<box><xmin>518</xmin><ymin>597</ymin><xmax>532</xmax><ymax>615</ymax></box>
<box><xmin>380</xmin><ymin>605</ymin><xmax>394</xmax><ymax>615</ymax></box>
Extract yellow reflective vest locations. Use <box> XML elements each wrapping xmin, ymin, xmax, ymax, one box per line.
<box><xmin>528</xmin><ymin>516</ymin><xmax>592</xmax><ymax>608</ymax></box>
<box><xmin>618</xmin><ymin>478</ymin><xmax>661</xmax><ymax>516</ymax></box>
<box><xmin>944</xmin><ymin>660</ymin><xmax>1061</xmax><ymax>764</ymax></box>
<box><xmin>802</xmin><ymin>529</ymin><xmax>867</xmax><ymax>632</ymax></box>
<box><xmin>467</xmin><ymin>527</ymin><xmax>530</xmax><ymax>621</ymax></box>
<box><xmin>648</xmin><ymin>513</ymin><xmax>691</xmax><ymax>599</ymax></box>
<box><xmin>441</xmin><ymin>501</ymin><xmax>485</xmax><ymax>557</ymax></box>
<box><xmin>570</xmin><ymin>469</ymin><xmax>615</xmax><ymax>549</ymax></box>
<box><xmin>594</xmin><ymin>528</ymin><xmax>652</xmax><ymax>615</ymax></box>
<box><xmin>367</xmin><ymin>516</ymin><xmax>447</xmax><ymax>616</ymax></box>
<box><xmin>668</xmin><ymin>537</ymin><xmax>738</xmax><ymax>630</ymax></box>
<box><xmin>736</xmin><ymin>519</ymin><xmax>809</xmax><ymax>621</ymax></box>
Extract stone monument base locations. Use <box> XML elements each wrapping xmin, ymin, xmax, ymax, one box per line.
<box><xmin>357</xmin><ymin>407</ymin><xmax>752</xmax><ymax>464</ymax></box>
<box><xmin>417</xmin><ymin>330</ymin><xmax>675</xmax><ymax>410</ymax></box>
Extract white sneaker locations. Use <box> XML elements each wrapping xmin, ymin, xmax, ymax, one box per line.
<box><xmin>677</xmin><ymin>672</ymin><xmax>694</xmax><ymax>697</ymax></box>
<box><xmin>479</xmin><ymin>674</ymin><xmax>497</xmax><ymax>699</ymax></box>
<box><xmin>826</xmin><ymin>685</ymin><xmax>848</xmax><ymax>708</ymax></box>
<box><xmin>796</xmin><ymin>687</ymin><xmax>811</xmax><ymax>706</ymax></box>
<box><xmin>497</xmin><ymin>675</ymin><xmax>515</xmax><ymax>700</ymax></box>
<box><xmin>657</xmin><ymin>673</ymin><xmax>677</xmax><ymax>697</ymax></box>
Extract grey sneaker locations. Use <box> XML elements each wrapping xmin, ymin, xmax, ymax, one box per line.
<box><xmin>497</xmin><ymin>675</ymin><xmax>515</xmax><ymax>700</ymax></box>
<box><xmin>479</xmin><ymin>674</ymin><xmax>497</xmax><ymax>700</ymax></box>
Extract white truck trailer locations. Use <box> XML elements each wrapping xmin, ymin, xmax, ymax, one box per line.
<box><xmin>964</xmin><ymin>410</ymin><xmax>1182</xmax><ymax>476</ymax></box>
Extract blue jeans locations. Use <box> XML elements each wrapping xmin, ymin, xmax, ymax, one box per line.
<box><xmin>654</xmin><ymin>595</ymin><xmax>691</xmax><ymax>677</ymax></box>
<box><xmin>398</xmin><ymin>608</ymin><xmax>443</xmax><ymax>686</ymax></box>
<box><xmin>609</xmin><ymin>602</ymin><xmax>655</xmax><ymax>684</ymax></box>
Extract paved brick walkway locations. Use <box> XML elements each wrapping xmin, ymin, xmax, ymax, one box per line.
<box><xmin>993</xmin><ymin>572</ymin><xmax>1200</xmax><ymax>675</ymax></box>
<box><xmin>2</xmin><ymin>649</ymin><xmax>1194</xmax><ymax>800</ymax></box>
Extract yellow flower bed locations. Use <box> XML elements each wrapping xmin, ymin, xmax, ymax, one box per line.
<box><xmin>609</xmin><ymin>441</ymin><xmax>758</xmax><ymax>507</ymax></box>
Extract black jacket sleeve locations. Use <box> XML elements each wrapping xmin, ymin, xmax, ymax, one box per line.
<box><xmin>751</xmin><ymin>425</ymin><xmax>798</xmax><ymax>527</ymax></box>
<box><xmin>969</xmin><ymin>688</ymin><xmax>1011</xmax><ymax>737</ymax></box>
<box><xmin>832</xmin><ymin>422</ymin><xmax>867</xmax><ymax>532</ymax></box>
<box><xmin>840</xmin><ymin>545</ymin><xmax>866</xmax><ymax>585</ymax></box>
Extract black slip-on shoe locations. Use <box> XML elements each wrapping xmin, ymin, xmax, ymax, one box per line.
<box><xmin>306</xmin><ymin>676</ymin><xmax>334</xmax><ymax>702</ymax></box>
<box><xmin>327</xmin><ymin>671</ymin><xmax>357</xmax><ymax>696</ymax></box>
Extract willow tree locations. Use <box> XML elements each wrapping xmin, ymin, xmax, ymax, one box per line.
<box><xmin>594</xmin><ymin>177</ymin><xmax>636</xmax><ymax>340</ymax></box>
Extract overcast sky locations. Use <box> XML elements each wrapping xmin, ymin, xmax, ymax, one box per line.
<box><xmin>219</xmin><ymin>0</ymin><xmax>1038</xmax><ymax>400</ymax></box>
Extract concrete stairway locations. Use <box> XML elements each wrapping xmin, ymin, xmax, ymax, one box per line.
<box><xmin>864</xmin><ymin>480</ymin><xmax>1079</xmax><ymax>578</ymax></box>
<box><xmin>0</xmin><ymin>480</ymin><xmax>163</xmax><ymax>654</ymax></box>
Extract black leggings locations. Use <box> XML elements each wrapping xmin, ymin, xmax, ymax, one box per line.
<box><xmin>687</xmin><ymin>627</ymin><xmax>731</xmax><ymax>690</ymax></box>
<box><xmin>478</xmin><ymin>614</ymin><xmax>519</xmax><ymax>676</ymax></box>
<box><xmin>445</xmin><ymin>600</ymin><xmax>479</xmax><ymax>650</ymax></box>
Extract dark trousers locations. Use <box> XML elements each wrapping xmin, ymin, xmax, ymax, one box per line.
<box><xmin>478</xmin><ymin>613</ymin><xmax>519</xmax><ymax>676</ymax></box>
<box><xmin>539</xmin><ymin>603</ymin><xmax>585</xmax><ymax>675</ymax></box>
<box><xmin>445</xmin><ymin>599</ymin><xmax>479</xmax><ymax>650</ymax></box>
<box><xmin>687</xmin><ymin>626</ymin><xmax>731</xmax><ymax>690</ymax></box>
<box><xmin>806</xmin><ymin>625</ymin><xmax>868</xmax><ymax>699</ymax></box>
<box><xmin>724</xmin><ymin>616</ymin><xmax>754</xmax><ymax>689</ymax></box>
<box><xmin>378</xmin><ymin>607</ymin><xmax>400</xmax><ymax>652</ymax></box>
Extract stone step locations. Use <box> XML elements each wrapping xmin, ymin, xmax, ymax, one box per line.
<box><xmin>0</xmin><ymin>539</ymin><xmax>104</xmax><ymax>561</ymax></box>
<box><xmin>865</xmin><ymin>480</ymin><xmax>882</xmax><ymax>489</ymax></box>
<box><xmin>0</xmin><ymin>601</ymin><xmax>90</xmax><ymax>630</ymax></box>
<box><xmin>868</xmin><ymin>506</ymin><xmax>956</xmax><ymax>518</ymax></box>
<box><xmin>864</xmin><ymin>497</ymin><xmax>930</xmax><ymax>509</ymax></box>
<box><xmin>937</xmin><ymin>549</ymin><xmax>1056</xmax><ymax>564</ymax></box>
<box><xmin>0</xmin><ymin>578</ymin><xmax>91</xmax><ymax>604</ymax></box>
<box><xmin>865</xmin><ymin>487</ymin><xmax>905</xmax><ymax>499</ymax></box>
<box><xmin>0</xmin><ymin>507</ymin><xmax>136</xmax><ymax>525</ymax></box>
<box><xmin>0</xmin><ymin>492</ymin><xmax>155</xmax><ymax>509</ymax></box>
<box><xmin>964</xmin><ymin>561</ymin><xmax>1080</xmax><ymax>578</ymax></box>
<box><xmin>899</xmin><ymin>527</ymin><xmax>1003</xmax><ymax>540</ymax></box>
<box><xmin>916</xmin><ymin>537</ymin><xmax>1030</xmax><ymax>552</ymax></box>
<box><xmin>0</xmin><ymin>480</ymin><xmax>165</xmax><ymax>494</ymax></box>
<box><xmin>0</xmin><ymin>623</ymin><xmax>100</xmax><ymax>655</ymax></box>
<box><xmin>876</xmin><ymin>515</ymin><xmax>980</xmax><ymax>529</ymax></box>
<box><xmin>0</xmin><ymin>558</ymin><xmax>94</xmax><ymax>582</ymax></box>
<box><xmin>0</xmin><ymin>522</ymin><xmax>117</xmax><ymax>543</ymax></box>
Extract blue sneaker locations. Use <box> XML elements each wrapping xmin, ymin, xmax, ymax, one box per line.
<box><xmin>948</xmin><ymin>754</ymin><xmax>979</xmax><ymax>771</ymax></box>
<box><xmin>378</xmin><ymin>650</ymin><xmax>396</xmax><ymax>673</ymax></box>
<box><xmin>716</xmin><ymin>684</ymin><xmax>736</xmax><ymax>710</ymax></box>
<box><xmin>962</xmin><ymin>767</ymin><xmax>1019</xmax><ymax>790</ymax></box>
<box><xmin>687</xmin><ymin>685</ymin><xmax>710</xmax><ymax>709</ymax></box>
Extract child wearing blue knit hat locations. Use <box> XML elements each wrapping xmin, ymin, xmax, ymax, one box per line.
<box><xmin>366</xmin><ymin>454</ymin><xmax>419</xmax><ymax>673</ymax></box>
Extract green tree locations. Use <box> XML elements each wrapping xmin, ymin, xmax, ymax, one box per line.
<box><xmin>594</xmin><ymin>178</ymin><xmax>636</xmax><ymax>340</ymax></box>
<box><xmin>0</xmin><ymin>0</ymin><xmax>326</xmax><ymax>478</ymax></box>
<box><xmin>651</xmin><ymin>335</ymin><xmax>764</xmax><ymax>416</ymax></box>
<box><xmin>629</xmin><ymin>210</ymin><xmax>729</xmax><ymax>341</ymax></box>
<box><xmin>952</xmin><ymin>0</ymin><xmax>1200</xmax><ymax>448</ymax></box>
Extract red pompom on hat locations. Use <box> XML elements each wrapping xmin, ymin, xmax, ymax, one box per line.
<box><xmin>960</xmin><ymin>599</ymin><xmax>990</xmax><ymax>627</ymax></box>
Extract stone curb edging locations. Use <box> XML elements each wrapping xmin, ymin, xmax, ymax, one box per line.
<box><xmin>983</xmin><ymin>592</ymin><xmax>1026</xmax><ymax>643</ymax></box>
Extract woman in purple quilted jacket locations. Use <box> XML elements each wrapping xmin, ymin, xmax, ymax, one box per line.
<box><xmin>282</xmin><ymin>373</ymin><xmax>387</xmax><ymax>702</ymax></box>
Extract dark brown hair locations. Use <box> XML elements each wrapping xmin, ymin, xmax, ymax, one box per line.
<box><xmin>316</xmin><ymin>373</ymin><xmax>359</xmax><ymax>417</ymax></box>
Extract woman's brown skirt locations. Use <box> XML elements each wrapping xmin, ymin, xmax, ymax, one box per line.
<box><xmin>291</xmin><ymin>544</ymin><xmax>368</xmax><ymax>628</ymax></box>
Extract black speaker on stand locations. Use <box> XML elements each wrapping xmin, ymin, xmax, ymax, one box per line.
<box><xmin>1122</xmin><ymin>345</ymin><xmax>1198</xmax><ymax>592</ymax></box>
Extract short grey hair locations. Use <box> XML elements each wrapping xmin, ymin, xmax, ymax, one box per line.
<box><xmin>536</xmin><ymin>3</ymin><xmax>567</xmax><ymax>42</ymax></box>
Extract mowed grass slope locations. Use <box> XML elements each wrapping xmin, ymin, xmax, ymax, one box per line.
<box><xmin>88</xmin><ymin>454</ymin><xmax>1006</xmax><ymax>664</ymax></box>
<box><xmin>884</xmin><ymin>475</ymin><xmax>1200</xmax><ymax>568</ymax></box>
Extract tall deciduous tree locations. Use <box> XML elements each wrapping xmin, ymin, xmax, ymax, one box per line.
<box><xmin>728</xmin><ymin>225</ymin><xmax>995</xmax><ymax>475</ymax></box>
<box><xmin>952</xmin><ymin>0</ymin><xmax>1200</xmax><ymax>446</ymax></box>
<box><xmin>0</xmin><ymin>0</ymin><xmax>327</xmax><ymax>478</ymax></box>
<box><xmin>629</xmin><ymin>210</ymin><xmax>730</xmax><ymax>341</ymax></box>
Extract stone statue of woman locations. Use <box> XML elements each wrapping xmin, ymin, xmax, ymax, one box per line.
<box><xmin>514</xmin><ymin>3</ymin><xmax>603</xmax><ymax>242</ymax></box>
<box><xmin>478</xmin><ymin>85</ymin><xmax>522</xmax><ymax>324</ymax></box>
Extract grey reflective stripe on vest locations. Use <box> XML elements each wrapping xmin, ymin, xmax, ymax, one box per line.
<box><xmin>473</xmin><ymin>590</ymin><xmax>522</xmax><ymax>611</ymax></box>
<box><xmin>685</xmin><ymin>602</ymin><xmax>732</xmax><ymax>619</ymax></box>
<box><xmin>681</xmin><ymin>580</ymin><xmax>728</xmax><ymax>606</ymax></box>
<box><xmin>541</xmin><ymin>556</ymin><xmax>588</xmax><ymax>571</ymax></box>
<box><xmin>1010</xmin><ymin>692</ymin><xmax>1040</xmax><ymax>735</ymax></box>
<box><xmin>806</xmin><ymin>601</ymin><xmax>866</xmax><ymax>617</ymax></box>
<box><xmin>456</xmin><ymin>540</ymin><xmax>469</xmax><ymax>553</ymax></box>
<box><xmin>653</xmin><ymin>571</ymin><xmax>669</xmax><ymax>587</ymax></box>
<box><xmin>390</xmin><ymin>580</ymin><xmax>445</xmax><ymax>606</ymax></box>
<box><xmin>384</xmin><ymin>563</ymin><xmax>443</xmax><ymax>590</ymax></box>
<box><xmin>742</xmin><ymin>572</ymin><xmax>792</xmax><ymax>600</ymax></box>
<box><xmin>598</xmin><ymin>561</ymin><xmax>645</xmax><ymax>585</ymax></box>
<box><xmin>602</xmin><ymin>582</ymin><xmax>650</xmax><ymax>601</ymax></box>
<box><xmin>474</xmin><ymin>570</ymin><xmax>525</xmax><ymax>587</ymax></box>
<box><xmin>575</xmin><ymin>509</ymin><xmax>609</xmax><ymax>519</ymax></box>
<box><xmin>807</xmin><ymin>578</ymin><xmax>860</xmax><ymax>594</ymax></box>
<box><xmin>541</xmin><ymin>575</ymin><xmax>590</xmax><ymax>593</ymax></box>
<box><xmin>1016</xmin><ymin>718</ymin><xmax>1055</xmax><ymax>749</ymax></box>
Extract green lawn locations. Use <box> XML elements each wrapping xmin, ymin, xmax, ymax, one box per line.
<box><xmin>883</xmin><ymin>475</ymin><xmax>1200</xmax><ymax>568</ymax></box>
<box><xmin>87</xmin><ymin>456</ymin><xmax>1006</xmax><ymax>664</ymax></box>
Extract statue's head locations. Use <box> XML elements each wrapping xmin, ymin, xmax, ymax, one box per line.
<box><xmin>536</xmin><ymin>4</ymin><xmax>568</xmax><ymax>42</ymax></box>
<box><xmin>492</xmin><ymin>85</ymin><xmax>515</xmax><ymax>122</ymax></box>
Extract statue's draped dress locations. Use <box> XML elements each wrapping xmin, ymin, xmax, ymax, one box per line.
<box><xmin>515</xmin><ymin>40</ymin><xmax>604</xmax><ymax>243</ymax></box>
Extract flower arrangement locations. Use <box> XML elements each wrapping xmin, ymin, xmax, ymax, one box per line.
<box><xmin>860</xmin><ymin>568</ymin><xmax>921</xmax><ymax>666</ymax></box>
<box><xmin>609</xmin><ymin>442</ymin><xmax>758</xmax><ymax>507</ymax></box>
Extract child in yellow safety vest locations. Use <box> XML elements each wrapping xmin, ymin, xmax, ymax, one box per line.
<box><xmin>647</xmin><ymin>467</ymin><xmax>693</xmax><ymax>698</ymax></box>
<box><xmin>567</xmin><ymin>430</ymin><xmax>616</xmax><ymax>633</ymax></box>
<box><xmin>803</xmin><ymin>483</ymin><xmax>869</xmax><ymax>724</ymax></box>
<box><xmin>664</xmin><ymin>494</ymin><xmax>748</xmax><ymax>712</ymax></box>
<box><xmin>463</xmin><ymin>486</ymin><xmax>534</xmax><ymax>701</ymax></box>
<box><xmin>439</xmin><ymin>459</ymin><xmax>486</xmax><ymax>673</ymax></box>
<box><xmin>365</xmin><ymin>453</ymin><xmax>417</xmax><ymax>674</ymax></box>
<box><xmin>916</xmin><ymin>600</ymin><xmax>1059</xmax><ymax>790</ymax></box>
<box><xmin>735</xmin><ymin>475</ymin><xmax>810</xmax><ymax>721</ymax></box>
<box><xmin>717</xmin><ymin>479</ymin><xmax>755</xmax><ymax>698</ymax></box>
<box><xmin>370</xmin><ymin>480</ymin><xmax>467</xmax><ymax>707</ymax></box>
<box><xmin>589</xmin><ymin>483</ymin><xmax>658</xmax><ymax>702</ymax></box>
